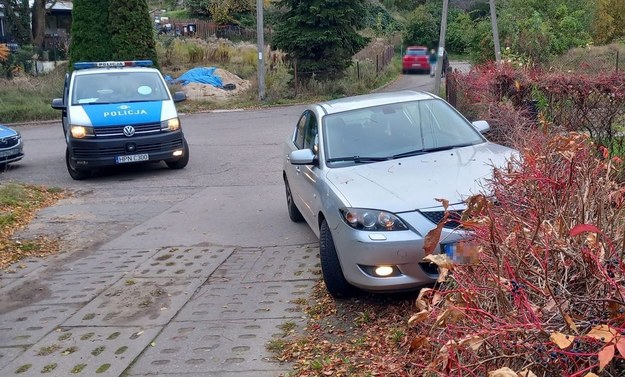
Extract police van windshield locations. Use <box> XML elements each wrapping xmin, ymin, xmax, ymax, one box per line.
<box><xmin>72</xmin><ymin>72</ymin><xmax>171</xmax><ymax>105</ymax></box>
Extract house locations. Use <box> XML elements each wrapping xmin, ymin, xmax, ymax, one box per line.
<box><xmin>0</xmin><ymin>0</ymin><xmax>73</xmax><ymax>45</ymax></box>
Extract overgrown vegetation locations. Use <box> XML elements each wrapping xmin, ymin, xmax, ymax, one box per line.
<box><xmin>0</xmin><ymin>182</ymin><xmax>67</xmax><ymax>270</ymax></box>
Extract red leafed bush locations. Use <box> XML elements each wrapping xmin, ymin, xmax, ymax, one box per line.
<box><xmin>408</xmin><ymin>132</ymin><xmax>625</xmax><ymax>376</ymax></box>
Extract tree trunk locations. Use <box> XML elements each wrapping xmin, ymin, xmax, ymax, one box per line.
<box><xmin>32</xmin><ymin>0</ymin><xmax>47</xmax><ymax>50</ymax></box>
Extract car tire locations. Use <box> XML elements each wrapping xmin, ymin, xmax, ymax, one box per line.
<box><xmin>319</xmin><ymin>219</ymin><xmax>355</xmax><ymax>299</ymax></box>
<box><xmin>284</xmin><ymin>176</ymin><xmax>304</xmax><ymax>222</ymax></box>
<box><xmin>166</xmin><ymin>138</ymin><xmax>190</xmax><ymax>169</ymax></box>
<box><xmin>65</xmin><ymin>147</ymin><xmax>90</xmax><ymax>180</ymax></box>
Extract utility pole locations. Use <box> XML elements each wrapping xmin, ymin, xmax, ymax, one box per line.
<box><xmin>433</xmin><ymin>0</ymin><xmax>448</xmax><ymax>95</ymax></box>
<box><xmin>256</xmin><ymin>0</ymin><xmax>265</xmax><ymax>100</ymax></box>
<box><xmin>489</xmin><ymin>0</ymin><xmax>502</xmax><ymax>63</ymax></box>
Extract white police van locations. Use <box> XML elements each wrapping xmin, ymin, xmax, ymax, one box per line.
<box><xmin>51</xmin><ymin>60</ymin><xmax>189</xmax><ymax>180</ymax></box>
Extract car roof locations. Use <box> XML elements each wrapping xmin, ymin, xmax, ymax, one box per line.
<box><xmin>406</xmin><ymin>46</ymin><xmax>428</xmax><ymax>50</ymax></box>
<box><xmin>316</xmin><ymin>90</ymin><xmax>438</xmax><ymax>115</ymax></box>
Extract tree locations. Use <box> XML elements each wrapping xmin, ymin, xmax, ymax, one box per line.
<box><xmin>272</xmin><ymin>0</ymin><xmax>369</xmax><ymax>80</ymax></box>
<box><xmin>69</xmin><ymin>0</ymin><xmax>111</xmax><ymax>65</ymax></box>
<box><xmin>0</xmin><ymin>0</ymin><xmax>32</xmax><ymax>45</ymax></box>
<box><xmin>108</xmin><ymin>0</ymin><xmax>158</xmax><ymax>65</ymax></box>
<box><xmin>403</xmin><ymin>5</ymin><xmax>438</xmax><ymax>48</ymax></box>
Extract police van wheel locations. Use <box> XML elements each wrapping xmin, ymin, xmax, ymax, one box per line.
<box><xmin>66</xmin><ymin>147</ymin><xmax>90</xmax><ymax>180</ymax></box>
<box><xmin>166</xmin><ymin>139</ymin><xmax>189</xmax><ymax>169</ymax></box>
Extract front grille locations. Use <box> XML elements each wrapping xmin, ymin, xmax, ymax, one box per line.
<box><xmin>0</xmin><ymin>135</ymin><xmax>20</xmax><ymax>149</ymax></box>
<box><xmin>420</xmin><ymin>210</ymin><xmax>463</xmax><ymax>229</ymax></box>
<box><xmin>73</xmin><ymin>139</ymin><xmax>183</xmax><ymax>159</ymax></box>
<box><xmin>94</xmin><ymin>123</ymin><xmax>161</xmax><ymax>137</ymax></box>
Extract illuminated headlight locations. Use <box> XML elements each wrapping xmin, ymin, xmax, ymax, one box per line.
<box><xmin>339</xmin><ymin>208</ymin><xmax>408</xmax><ymax>231</ymax></box>
<box><xmin>161</xmin><ymin>118</ymin><xmax>180</xmax><ymax>131</ymax></box>
<box><xmin>70</xmin><ymin>125</ymin><xmax>94</xmax><ymax>139</ymax></box>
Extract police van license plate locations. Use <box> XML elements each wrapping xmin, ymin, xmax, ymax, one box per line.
<box><xmin>116</xmin><ymin>154</ymin><xmax>149</xmax><ymax>164</ymax></box>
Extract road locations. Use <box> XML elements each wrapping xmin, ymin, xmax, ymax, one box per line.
<box><xmin>0</xmin><ymin>71</ymin><xmax>437</xmax><ymax>376</ymax></box>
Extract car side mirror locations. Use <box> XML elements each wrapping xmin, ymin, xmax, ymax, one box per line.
<box><xmin>173</xmin><ymin>91</ymin><xmax>186</xmax><ymax>103</ymax></box>
<box><xmin>51</xmin><ymin>98</ymin><xmax>66</xmax><ymax>110</ymax></box>
<box><xmin>289</xmin><ymin>149</ymin><xmax>316</xmax><ymax>165</ymax></box>
<box><xmin>472</xmin><ymin>120</ymin><xmax>490</xmax><ymax>134</ymax></box>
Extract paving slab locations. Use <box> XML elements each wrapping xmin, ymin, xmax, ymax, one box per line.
<box><xmin>243</xmin><ymin>244</ymin><xmax>320</xmax><ymax>282</ymax></box>
<box><xmin>132</xmin><ymin>246</ymin><xmax>234</xmax><ymax>278</ymax></box>
<box><xmin>176</xmin><ymin>280</ymin><xmax>312</xmax><ymax>321</ymax></box>
<box><xmin>126</xmin><ymin>319</ymin><xmax>299</xmax><ymax>375</ymax></box>
<box><xmin>0</xmin><ymin>257</ymin><xmax>46</xmax><ymax>282</ymax></box>
<box><xmin>64</xmin><ymin>276</ymin><xmax>205</xmax><ymax>327</ymax></box>
<box><xmin>0</xmin><ymin>347</ymin><xmax>26</xmax><ymax>370</ymax></box>
<box><xmin>0</xmin><ymin>326</ymin><xmax>160</xmax><ymax>377</ymax></box>
<box><xmin>0</xmin><ymin>304</ymin><xmax>81</xmax><ymax>347</ymax></box>
<box><xmin>51</xmin><ymin>248</ymin><xmax>157</xmax><ymax>275</ymax></box>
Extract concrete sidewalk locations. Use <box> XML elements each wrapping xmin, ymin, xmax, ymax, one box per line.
<box><xmin>0</xmin><ymin>239</ymin><xmax>319</xmax><ymax>376</ymax></box>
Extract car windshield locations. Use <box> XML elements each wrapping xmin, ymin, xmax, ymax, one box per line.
<box><xmin>406</xmin><ymin>49</ymin><xmax>427</xmax><ymax>56</ymax></box>
<box><xmin>71</xmin><ymin>71</ymin><xmax>170</xmax><ymax>105</ymax></box>
<box><xmin>323</xmin><ymin>98</ymin><xmax>486</xmax><ymax>165</ymax></box>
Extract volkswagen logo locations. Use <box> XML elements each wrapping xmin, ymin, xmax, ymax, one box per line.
<box><xmin>123</xmin><ymin>126</ymin><xmax>136</xmax><ymax>137</ymax></box>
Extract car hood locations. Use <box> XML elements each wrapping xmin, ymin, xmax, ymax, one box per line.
<box><xmin>0</xmin><ymin>125</ymin><xmax>18</xmax><ymax>138</ymax></box>
<box><xmin>326</xmin><ymin>142</ymin><xmax>516</xmax><ymax>212</ymax></box>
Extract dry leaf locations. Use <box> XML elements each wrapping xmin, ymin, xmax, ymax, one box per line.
<box><xmin>584</xmin><ymin>373</ymin><xmax>600</xmax><ymax>377</ymax></box>
<box><xmin>437</xmin><ymin>267</ymin><xmax>450</xmax><ymax>282</ymax></box>
<box><xmin>434</xmin><ymin>307</ymin><xmax>464</xmax><ymax>327</ymax></box>
<box><xmin>587</xmin><ymin>325</ymin><xmax>618</xmax><ymax>343</ymax></box>
<box><xmin>416</xmin><ymin>288</ymin><xmax>433</xmax><ymax>311</ymax></box>
<box><xmin>616</xmin><ymin>337</ymin><xmax>625</xmax><ymax>358</ymax></box>
<box><xmin>598</xmin><ymin>344</ymin><xmax>615</xmax><ymax>371</ymax></box>
<box><xmin>408</xmin><ymin>310</ymin><xmax>430</xmax><ymax>326</ymax></box>
<box><xmin>459</xmin><ymin>335</ymin><xmax>484</xmax><ymax>351</ymax></box>
<box><xmin>423</xmin><ymin>221</ymin><xmax>446</xmax><ymax>255</ymax></box>
<box><xmin>564</xmin><ymin>313</ymin><xmax>579</xmax><ymax>334</ymax></box>
<box><xmin>488</xmin><ymin>367</ymin><xmax>517</xmax><ymax>377</ymax></box>
<box><xmin>435</xmin><ymin>198</ymin><xmax>450</xmax><ymax>210</ymax></box>
<box><xmin>550</xmin><ymin>332</ymin><xmax>574</xmax><ymax>349</ymax></box>
<box><xmin>518</xmin><ymin>369</ymin><xmax>537</xmax><ymax>377</ymax></box>
<box><xmin>423</xmin><ymin>254</ymin><xmax>454</xmax><ymax>270</ymax></box>
<box><xmin>409</xmin><ymin>335</ymin><xmax>429</xmax><ymax>352</ymax></box>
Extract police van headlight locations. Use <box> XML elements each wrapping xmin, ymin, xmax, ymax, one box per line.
<box><xmin>161</xmin><ymin>118</ymin><xmax>180</xmax><ymax>131</ymax></box>
<box><xmin>70</xmin><ymin>125</ymin><xmax>94</xmax><ymax>139</ymax></box>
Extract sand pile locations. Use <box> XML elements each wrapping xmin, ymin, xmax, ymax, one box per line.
<box><xmin>182</xmin><ymin>68</ymin><xmax>252</xmax><ymax>101</ymax></box>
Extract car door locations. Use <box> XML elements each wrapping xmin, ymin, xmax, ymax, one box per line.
<box><xmin>61</xmin><ymin>73</ymin><xmax>70</xmax><ymax>136</ymax></box>
<box><xmin>288</xmin><ymin>110</ymin><xmax>321</xmax><ymax>226</ymax></box>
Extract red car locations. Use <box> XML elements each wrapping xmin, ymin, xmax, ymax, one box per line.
<box><xmin>402</xmin><ymin>46</ymin><xmax>430</xmax><ymax>74</ymax></box>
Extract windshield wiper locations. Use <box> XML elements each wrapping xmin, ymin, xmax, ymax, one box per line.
<box><xmin>392</xmin><ymin>144</ymin><xmax>475</xmax><ymax>159</ymax></box>
<box><xmin>327</xmin><ymin>156</ymin><xmax>390</xmax><ymax>164</ymax></box>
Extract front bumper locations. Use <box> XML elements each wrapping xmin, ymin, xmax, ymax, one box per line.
<box><xmin>331</xmin><ymin>214</ymin><xmax>467</xmax><ymax>292</ymax></box>
<box><xmin>68</xmin><ymin>131</ymin><xmax>185</xmax><ymax>169</ymax></box>
<box><xmin>0</xmin><ymin>139</ymin><xmax>24</xmax><ymax>164</ymax></box>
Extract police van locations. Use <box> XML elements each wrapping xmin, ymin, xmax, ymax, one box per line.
<box><xmin>51</xmin><ymin>60</ymin><xmax>189</xmax><ymax>180</ymax></box>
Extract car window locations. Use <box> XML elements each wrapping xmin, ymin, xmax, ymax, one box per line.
<box><xmin>303</xmin><ymin>113</ymin><xmax>318</xmax><ymax>151</ymax></box>
<box><xmin>72</xmin><ymin>71</ymin><xmax>170</xmax><ymax>105</ymax></box>
<box><xmin>323</xmin><ymin>99</ymin><xmax>485</xmax><ymax>164</ymax></box>
<box><xmin>294</xmin><ymin>114</ymin><xmax>307</xmax><ymax>149</ymax></box>
<box><xmin>406</xmin><ymin>49</ymin><xmax>427</xmax><ymax>56</ymax></box>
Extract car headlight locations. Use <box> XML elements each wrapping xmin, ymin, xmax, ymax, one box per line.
<box><xmin>70</xmin><ymin>125</ymin><xmax>94</xmax><ymax>139</ymax></box>
<box><xmin>161</xmin><ymin>118</ymin><xmax>180</xmax><ymax>131</ymax></box>
<box><xmin>339</xmin><ymin>208</ymin><xmax>408</xmax><ymax>231</ymax></box>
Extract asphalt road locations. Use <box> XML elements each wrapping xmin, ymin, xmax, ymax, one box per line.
<box><xmin>0</xmin><ymin>71</ymin><xmax>438</xmax><ymax>377</ymax></box>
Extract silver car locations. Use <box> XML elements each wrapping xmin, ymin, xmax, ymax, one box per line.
<box><xmin>283</xmin><ymin>91</ymin><xmax>516</xmax><ymax>298</ymax></box>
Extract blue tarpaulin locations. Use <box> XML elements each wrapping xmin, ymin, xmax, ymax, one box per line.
<box><xmin>166</xmin><ymin>67</ymin><xmax>223</xmax><ymax>88</ymax></box>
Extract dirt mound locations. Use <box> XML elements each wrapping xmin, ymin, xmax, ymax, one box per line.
<box><xmin>181</xmin><ymin>68</ymin><xmax>251</xmax><ymax>101</ymax></box>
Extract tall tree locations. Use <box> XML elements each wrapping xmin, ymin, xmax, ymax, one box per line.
<box><xmin>108</xmin><ymin>0</ymin><xmax>158</xmax><ymax>65</ymax></box>
<box><xmin>272</xmin><ymin>0</ymin><xmax>369</xmax><ymax>80</ymax></box>
<box><xmin>0</xmin><ymin>0</ymin><xmax>32</xmax><ymax>45</ymax></box>
<box><xmin>69</xmin><ymin>0</ymin><xmax>111</xmax><ymax>65</ymax></box>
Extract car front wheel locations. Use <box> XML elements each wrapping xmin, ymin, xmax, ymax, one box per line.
<box><xmin>319</xmin><ymin>219</ymin><xmax>355</xmax><ymax>298</ymax></box>
<box><xmin>66</xmin><ymin>147</ymin><xmax>90</xmax><ymax>180</ymax></box>
<box><xmin>284</xmin><ymin>176</ymin><xmax>304</xmax><ymax>222</ymax></box>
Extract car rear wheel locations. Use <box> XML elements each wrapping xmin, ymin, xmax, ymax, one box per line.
<box><xmin>320</xmin><ymin>219</ymin><xmax>355</xmax><ymax>298</ymax></box>
<box><xmin>66</xmin><ymin>147</ymin><xmax>90</xmax><ymax>180</ymax></box>
<box><xmin>166</xmin><ymin>138</ymin><xmax>190</xmax><ymax>169</ymax></box>
<box><xmin>284</xmin><ymin>176</ymin><xmax>304</xmax><ymax>222</ymax></box>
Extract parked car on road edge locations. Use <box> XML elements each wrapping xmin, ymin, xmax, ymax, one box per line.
<box><xmin>283</xmin><ymin>90</ymin><xmax>517</xmax><ymax>298</ymax></box>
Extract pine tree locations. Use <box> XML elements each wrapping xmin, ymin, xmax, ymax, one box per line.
<box><xmin>272</xmin><ymin>0</ymin><xmax>369</xmax><ymax>80</ymax></box>
<box><xmin>108</xmin><ymin>0</ymin><xmax>159</xmax><ymax>66</ymax></box>
<box><xmin>69</xmin><ymin>0</ymin><xmax>111</xmax><ymax>65</ymax></box>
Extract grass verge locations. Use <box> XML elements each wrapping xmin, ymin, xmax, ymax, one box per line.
<box><xmin>0</xmin><ymin>182</ymin><xmax>68</xmax><ymax>270</ymax></box>
<box><xmin>273</xmin><ymin>281</ymin><xmax>419</xmax><ymax>377</ymax></box>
